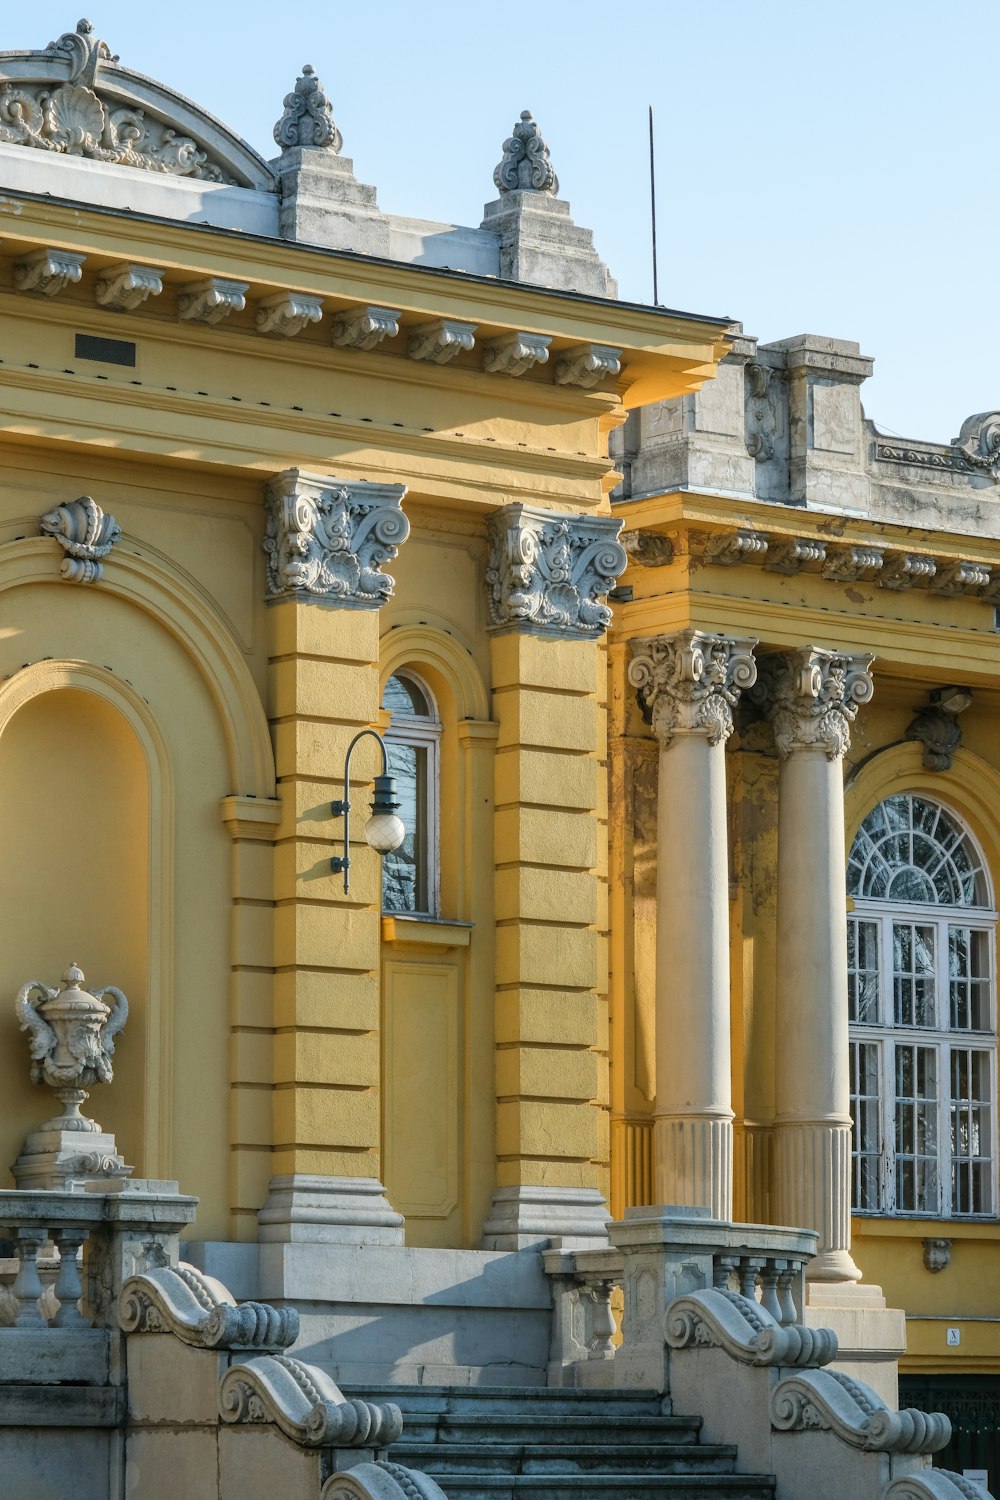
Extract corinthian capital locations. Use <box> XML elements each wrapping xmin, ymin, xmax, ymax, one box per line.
<box><xmin>628</xmin><ymin>631</ymin><xmax>758</xmax><ymax>747</ymax></box>
<box><xmin>760</xmin><ymin>647</ymin><xmax>874</xmax><ymax>760</ymax></box>
<box><xmin>263</xmin><ymin>470</ymin><xmax>408</xmax><ymax>607</ymax></box>
<box><xmin>486</xmin><ymin>504</ymin><xmax>627</xmax><ymax>638</ymax></box>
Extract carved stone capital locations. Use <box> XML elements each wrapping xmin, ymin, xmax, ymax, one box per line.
<box><xmin>486</xmin><ymin>504</ymin><xmax>626</xmax><ymax>639</ymax></box>
<box><xmin>628</xmin><ymin>631</ymin><xmax>757</xmax><ymax>748</ymax></box>
<box><xmin>758</xmin><ymin>647</ymin><xmax>874</xmax><ymax>761</ymax></box>
<box><xmin>493</xmin><ymin>110</ymin><xmax>558</xmax><ymax>195</ymax></box>
<box><xmin>256</xmin><ymin>292</ymin><xmax>324</xmax><ymax>338</ymax></box>
<box><xmin>273</xmin><ymin>64</ymin><xmax>342</xmax><ymax>152</ymax></box>
<box><xmin>39</xmin><ymin>496</ymin><xmax>121</xmax><ymax>582</ymax></box>
<box><xmin>15</xmin><ymin>248</ymin><xmax>85</xmax><ymax>297</ymax></box>
<box><xmin>905</xmin><ymin>687</ymin><xmax>972</xmax><ymax>771</ymax></box>
<box><xmin>554</xmin><ymin>344</ymin><xmax>622</xmax><ymax>389</ymax></box>
<box><xmin>408</xmin><ymin>319</ymin><xmax>476</xmax><ymax>364</ymax></box>
<box><xmin>263</xmin><ymin>470</ymin><xmax>409</xmax><ymax>608</ymax></box>
<box><xmin>481</xmin><ymin>332</ymin><xmax>552</xmax><ymax>377</ymax></box>
<box><xmin>177</xmin><ymin>277</ymin><xmax>249</xmax><ymax>325</ymax></box>
<box><xmin>94</xmin><ymin>262</ymin><xmax>164</xmax><ymax>311</ymax></box>
<box><xmin>331</xmin><ymin>305</ymin><xmax>401</xmax><ymax>351</ymax></box>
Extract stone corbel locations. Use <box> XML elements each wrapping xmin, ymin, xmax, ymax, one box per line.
<box><xmin>822</xmin><ymin>545</ymin><xmax>884</xmax><ymax>582</ymax></box>
<box><xmin>622</xmin><ymin>531</ymin><xmax>675</xmax><ymax>567</ymax></box>
<box><xmin>553</xmin><ymin>343</ymin><xmax>622</xmax><ymax>389</ymax></box>
<box><xmin>703</xmin><ymin>529</ymin><xmax>768</xmax><ymax>567</ymax></box>
<box><xmin>408</xmin><ymin>318</ymin><xmax>477</xmax><ymax>364</ymax></box>
<box><xmin>15</xmin><ymin>248</ymin><xmax>86</xmax><ymax>297</ymax></box>
<box><xmin>764</xmin><ymin>537</ymin><xmax>827</xmax><ymax>574</ymax></box>
<box><xmin>931</xmin><ymin>560</ymin><xmax>991</xmax><ymax>596</ymax></box>
<box><xmin>256</xmin><ymin>291</ymin><xmax>324</xmax><ymax>338</ymax></box>
<box><xmin>94</xmin><ymin>262</ymin><xmax>164</xmax><ymax>311</ymax></box>
<box><xmin>770</xmin><ymin>1368</ymin><xmax>951</xmax><ymax>1454</ymax></box>
<box><xmin>922</xmin><ymin>1237</ymin><xmax>953</xmax><ymax>1273</ymax></box>
<box><xmin>879</xmin><ymin>553</ymin><xmax>937</xmax><ymax>591</ymax></box>
<box><xmin>39</xmin><ymin>496</ymin><xmax>121</xmax><ymax>583</ymax></box>
<box><xmin>178</xmin><ymin>277</ymin><xmax>249</xmax><ymax>325</ymax></box>
<box><xmin>481</xmin><ymin>332</ymin><xmax>552</xmax><ymax>376</ymax></box>
<box><xmin>331</xmin><ymin>305</ymin><xmax>401</xmax><ymax>350</ymax></box>
<box><xmin>485</xmin><ymin>503</ymin><xmax>626</xmax><ymax>638</ymax></box>
<box><xmin>219</xmin><ymin>1354</ymin><xmax>403</xmax><ymax>1447</ymax></box>
<box><xmin>263</xmin><ymin>470</ymin><xmax>409</xmax><ymax>606</ymax></box>
<box><xmin>119</xmin><ymin>1263</ymin><xmax>299</xmax><ymax>1350</ymax></box>
<box><xmin>906</xmin><ymin>687</ymin><xmax>972</xmax><ymax>771</ymax></box>
<box><xmin>665</xmin><ymin>1289</ymin><xmax>837</xmax><ymax>1368</ymax></box>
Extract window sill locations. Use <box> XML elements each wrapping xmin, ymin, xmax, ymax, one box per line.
<box><xmin>381</xmin><ymin>914</ymin><xmax>473</xmax><ymax>950</ymax></box>
<box><xmin>853</xmin><ymin>1213</ymin><xmax>1000</xmax><ymax>1238</ymax></box>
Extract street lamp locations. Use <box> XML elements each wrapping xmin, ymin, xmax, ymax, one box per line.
<box><xmin>330</xmin><ymin>728</ymin><xmax>405</xmax><ymax>892</ymax></box>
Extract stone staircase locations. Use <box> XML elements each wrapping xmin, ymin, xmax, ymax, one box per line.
<box><xmin>342</xmin><ymin>1385</ymin><xmax>776</xmax><ymax>1500</ymax></box>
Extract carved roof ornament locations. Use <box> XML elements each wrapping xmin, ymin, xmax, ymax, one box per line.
<box><xmin>954</xmin><ymin>412</ymin><xmax>1000</xmax><ymax>480</ymax></box>
<box><xmin>486</xmin><ymin>504</ymin><xmax>627</xmax><ymax>639</ymax></box>
<box><xmin>39</xmin><ymin>495</ymin><xmax>121</xmax><ymax>583</ymax></box>
<box><xmin>757</xmin><ymin>647</ymin><xmax>875</xmax><ymax>762</ymax></box>
<box><xmin>273</xmin><ymin>64</ymin><xmax>343</xmax><ymax>152</ymax></box>
<box><xmin>905</xmin><ymin>686</ymin><xmax>972</xmax><ymax>772</ymax></box>
<box><xmin>45</xmin><ymin>18</ymin><xmax>118</xmax><ymax>85</ymax></box>
<box><xmin>628</xmin><ymin>630</ymin><xmax>758</xmax><ymax>748</ymax></box>
<box><xmin>493</xmin><ymin>110</ymin><xmax>559</xmax><ymax>195</ymax></box>
<box><xmin>264</xmin><ymin>470</ymin><xmax>409</xmax><ymax>607</ymax></box>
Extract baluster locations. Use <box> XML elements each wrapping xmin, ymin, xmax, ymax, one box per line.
<box><xmin>776</xmin><ymin>1261</ymin><xmax>799</xmax><ymax>1326</ymax></box>
<box><xmin>587</xmin><ymin>1279</ymin><xmax>616</xmax><ymax>1361</ymax></box>
<box><xmin>51</xmin><ymin>1229</ymin><xmax>88</xmax><ymax>1328</ymax></box>
<box><xmin>759</xmin><ymin>1259</ymin><xmax>783</xmax><ymax>1322</ymax></box>
<box><xmin>714</xmin><ymin>1253</ymin><xmax>739</xmax><ymax>1292</ymax></box>
<box><xmin>739</xmin><ymin>1257</ymin><xmax>764</xmax><ymax>1300</ymax></box>
<box><xmin>12</xmin><ymin>1228</ymin><xmax>48</xmax><ymax>1327</ymax></box>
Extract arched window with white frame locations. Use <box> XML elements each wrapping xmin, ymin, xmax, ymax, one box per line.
<box><xmin>381</xmin><ymin>670</ymin><xmax>441</xmax><ymax>916</ymax></box>
<box><xmin>847</xmin><ymin>793</ymin><xmax>998</xmax><ymax>1218</ymax></box>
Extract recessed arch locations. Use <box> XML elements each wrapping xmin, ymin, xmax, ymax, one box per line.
<box><xmin>379</xmin><ymin>621</ymin><xmax>490</xmax><ymax>723</ymax></box>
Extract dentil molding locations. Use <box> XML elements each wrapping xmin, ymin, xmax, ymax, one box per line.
<box><xmin>628</xmin><ymin>630</ymin><xmax>758</xmax><ymax>747</ymax></box>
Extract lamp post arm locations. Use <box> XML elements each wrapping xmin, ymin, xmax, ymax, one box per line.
<box><xmin>330</xmin><ymin>727</ymin><xmax>390</xmax><ymax>893</ymax></box>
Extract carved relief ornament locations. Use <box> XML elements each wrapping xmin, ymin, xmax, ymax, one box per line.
<box><xmin>954</xmin><ymin>412</ymin><xmax>1000</xmax><ymax>480</ymax></box>
<box><xmin>39</xmin><ymin>495</ymin><xmax>121</xmax><ymax>582</ymax></box>
<box><xmin>758</xmin><ymin>647</ymin><xmax>874</xmax><ymax>761</ymax></box>
<box><xmin>493</xmin><ymin>110</ymin><xmax>558</xmax><ymax>194</ymax></box>
<box><xmin>263</xmin><ymin>471</ymin><xmax>409</xmax><ymax>607</ymax></box>
<box><xmin>628</xmin><ymin>630</ymin><xmax>758</xmax><ymax>747</ymax></box>
<box><xmin>273</xmin><ymin>64</ymin><xmax>342</xmax><ymax>152</ymax></box>
<box><xmin>485</xmin><ymin>504</ymin><xmax>627</xmax><ymax>638</ymax></box>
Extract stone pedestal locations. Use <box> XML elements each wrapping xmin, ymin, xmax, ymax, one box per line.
<box><xmin>481</xmin><ymin>1186</ymin><xmax>610</xmax><ymax>1251</ymax></box>
<box><xmin>481</xmin><ymin>192</ymin><xmax>616</xmax><ymax>297</ymax></box>
<box><xmin>272</xmin><ymin>147</ymin><xmax>390</xmax><ymax>256</ymax></box>
<box><xmin>257</xmin><ymin>1175</ymin><xmax>404</xmax><ymax>1245</ymax></box>
<box><xmin>12</xmin><ymin>1119</ymin><xmax>129</xmax><ymax>1191</ymax></box>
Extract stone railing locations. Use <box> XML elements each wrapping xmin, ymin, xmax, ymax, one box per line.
<box><xmin>543</xmin><ymin>1245</ymin><xmax>622</xmax><ymax>1387</ymax></box>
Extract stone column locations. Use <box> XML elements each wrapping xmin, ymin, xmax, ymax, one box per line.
<box><xmin>628</xmin><ymin>631</ymin><xmax>757</xmax><ymax>1220</ymax></box>
<box><xmin>763</xmin><ymin>647</ymin><xmax>875</xmax><ymax>1282</ymax></box>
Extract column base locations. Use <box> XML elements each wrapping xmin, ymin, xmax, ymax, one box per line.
<box><xmin>257</xmin><ymin>1175</ymin><xmax>405</xmax><ymax>1245</ymax></box>
<box><xmin>654</xmin><ymin>1115</ymin><xmax>733</xmax><ymax>1221</ymax></box>
<box><xmin>481</xmin><ymin>1187</ymin><xmax>611</xmax><ymax>1251</ymax></box>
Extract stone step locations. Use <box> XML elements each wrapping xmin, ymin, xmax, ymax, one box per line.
<box><xmin>393</xmin><ymin>1442</ymin><xmax>737</xmax><ymax>1476</ymax></box>
<box><xmin>341</xmin><ymin>1384</ymin><xmax>667</xmax><ymax>1419</ymax></box>
<box><xmin>425</xmin><ymin>1477</ymin><xmax>775</xmax><ymax>1500</ymax></box>
<box><xmin>395</xmin><ymin>1414</ymin><xmax>703</xmax><ymax>1447</ymax></box>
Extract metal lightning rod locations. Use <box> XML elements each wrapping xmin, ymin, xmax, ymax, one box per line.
<box><xmin>648</xmin><ymin>105</ymin><xmax>659</xmax><ymax>305</ymax></box>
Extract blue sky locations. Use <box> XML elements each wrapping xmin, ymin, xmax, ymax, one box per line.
<box><xmin>6</xmin><ymin>3</ymin><xmax>995</xmax><ymax>442</ymax></box>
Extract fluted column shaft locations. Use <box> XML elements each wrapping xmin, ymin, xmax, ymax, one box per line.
<box><xmin>629</xmin><ymin>632</ymin><xmax>757</xmax><ymax>1220</ymax></box>
<box><xmin>765</xmin><ymin>647</ymin><xmax>874</xmax><ymax>1282</ymax></box>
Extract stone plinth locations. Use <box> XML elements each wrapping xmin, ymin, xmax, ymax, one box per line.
<box><xmin>257</xmin><ymin>1175</ymin><xmax>404</xmax><ymax>1245</ymax></box>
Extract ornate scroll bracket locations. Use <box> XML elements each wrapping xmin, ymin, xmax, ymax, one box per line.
<box><xmin>884</xmin><ymin>1476</ymin><xmax>993</xmax><ymax>1500</ymax></box>
<box><xmin>120</xmin><ymin>1263</ymin><xmax>299</xmax><ymax>1350</ymax></box>
<box><xmin>219</xmin><ymin>1354</ymin><xmax>403</xmax><ymax>1449</ymax></box>
<box><xmin>273</xmin><ymin>64</ymin><xmax>343</xmax><ymax>152</ymax></box>
<box><xmin>764</xmin><ymin>536</ymin><xmax>827</xmax><ymax>574</ymax></box>
<box><xmin>905</xmin><ymin>686</ymin><xmax>972</xmax><ymax>772</ymax></box>
<box><xmin>932</xmin><ymin>560</ymin><xmax>991</xmax><ymax>596</ymax></box>
<box><xmin>822</xmin><ymin>546</ymin><xmax>884</xmax><ymax>582</ymax></box>
<box><xmin>954</xmin><ymin>412</ymin><xmax>1000</xmax><ymax>480</ymax></box>
<box><xmin>256</xmin><ymin>291</ymin><xmax>324</xmax><ymax>338</ymax></box>
<box><xmin>332</xmin><ymin>306</ymin><xmax>401</xmax><ymax>351</ymax></box>
<box><xmin>493</xmin><ymin>110</ymin><xmax>558</xmax><ymax>195</ymax></box>
<box><xmin>486</xmin><ymin>503</ymin><xmax>626</xmax><ymax>639</ymax></box>
<box><xmin>704</xmin><ymin>529</ymin><xmax>768</xmax><ymax>567</ymax></box>
<box><xmin>39</xmin><ymin>496</ymin><xmax>121</xmax><ymax>583</ymax></box>
<box><xmin>879</xmin><ymin>552</ymin><xmax>937</xmax><ymax>590</ymax></box>
<box><xmin>755</xmin><ymin>646</ymin><xmax>874</xmax><ymax>761</ymax></box>
<box><xmin>770</xmin><ymin>1368</ymin><xmax>951</xmax><ymax>1454</ymax></box>
<box><xmin>623</xmin><ymin>531</ymin><xmax>675</xmax><ymax>568</ymax></box>
<box><xmin>665</xmin><ymin>1289</ymin><xmax>837</xmax><ymax>1368</ymax></box>
<box><xmin>178</xmin><ymin>278</ymin><xmax>249</xmax><ymax>325</ymax></box>
<box><xmin>95</xmin><ymin>262</ymin><xmax>164</xmax><ymax>311</ymax></box>
<box><xmin>15</xmin><ymin>249</ymin><xmax>85</xmax><ymax>298</ymax></box>
<box><xmin>264</xmin><ymin>470</ymin><xmax>409</xmax><ymax>608</ymax></box>
<box><xmin>554</xmin><ymin>344</ymin><xmax>622</xmax><ymax>389</ymax></box>
<box><xmin>628</xmin><ymin>630</ymin><xmax>757</xmax><ymax>748</ymax></box>
<box><xmin>408</xmin><ymin>319</ymin><xmax>477</xmax><ymax>364</ymax></box>
<box><xmin>322</xmin><ymin>1461</ymin><xmax>449</xmax><ymax>1500</ymax></box>
<box><xmin>481</xmin><ymin>332</ymin><xmax>552</xmax><ymax>377</ymax></box>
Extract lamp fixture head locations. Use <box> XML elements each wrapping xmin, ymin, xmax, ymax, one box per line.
<box><xmin>364</xmin><ymin>772</ymin><xmax>405</xmax><ymax>853</ymax></box>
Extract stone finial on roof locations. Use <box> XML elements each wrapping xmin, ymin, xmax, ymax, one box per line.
<box><xmin>493</xmin><ymin>110</ymin><xmax>558</xmax><ymax>195</ymax></box>
<box><xmin>273</xmin><ymin>64</ymin><xmax>343</xmax><ymax>153</ymax></box>
<box><xmin>45</xmin><ymin>18</ymin><xmax>118</xmax><ymax>87</ymax></box>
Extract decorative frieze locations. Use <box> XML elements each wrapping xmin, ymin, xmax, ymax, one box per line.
<box><xmin>39</xmin><ymin>495</ymin><xmax>121</xmax><ymax>583</ymax></box>
<box><xmin>758</xmin><ymin>647</ymin><xmax>875</xmax><ymax>761</ymax></box>
<box><xmin>554</xmin><ymin>343</ymin><xmax>622</xmax><ymax>389</ymax></box>
<box><xmin>273</xmin><ymin>63</ymin><xmax>343</xmax><ymax>152</ymax></box>
<box><xmin>255</xmin><ymin>291</ymin><xmax>324</xmax><ymax>338</ymax></box>
<box><xmin>931</xmin><ymin>560</ymin><xmax>991</xmax><ymax>596</ymax></box>
<box><xmin>878</xmin><ymin>553</ymin><xmax>937</xmax><ymax>591</ymax></box>
<box><xmin>628</xmin><ymin>630</ymin><xmax>758</xmax><ymax>747</ymax></box>
<box><xmin>408</xmin><ymin>318</ymin><xmax>477</xmax><ymax>365</ymax></box>
<box><xmin>493</xmin><ymin>110</ymin><xmax>559</xmax><ymax>195</ymax></box>
<box><xmin>875</xmin><ymin>442</ymin><xmax>973</xmax><ymax>475</ymax></box>
<box><xmin>263</xmin><ymin>470</ymin><xmax>409</xmax><ymax>607</ymax></box>
<box><xmin>485</xmin><ymin>504</ymin><xmax>626</xmax><ymax>638</ymax></box>
<box><xmin>94</xmin><ymin>262</ymin><xmax>164</xmax><ymax>311</ymax></box>
<box><xmin>905</xmin><ymin>686</ymin><xmax>972</xmax><ymax>772</ymax></box>
<box><xmin>821</xmin><ymin>546</ymin><xmax>884</xmax><ymax>582</ymax></box>
<box><xmin>331</xmin><ymin>305</ymin><xmax>401</xmax><ymax>350</ymax></box>
<box><xmin>704</xmin><ymin>529</ymin><xmax>768</xmax><ymax>567</ymax></box>
<box><xmin>481</xmin><ymin>332</ymin><xmax>552</xmax><ymax>377</ymax></box>
<box><xmin>764</xmin><ymin>537</ymin><xmax>827</xmax><ymax>574</ymax></box>
<box><xmin>954</xmin><ymin>412</ymin><xmax>1000</xmax><ymax>480</ymax></box>
<box><xmin>177</xmin><ymin>277</ymin><xmax>249</xmax><ymax>325</ymax></box>
<box><xmin>14</xmin><ymin>248</ymin><xmax>85</xmax><ymax>297</ymax></box>
<box><xmin>623</xmin><ymin>531</ymin><xmax>675</xmax><ymax>567</ymax></box>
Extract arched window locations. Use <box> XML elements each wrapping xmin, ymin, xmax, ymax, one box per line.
<box><xmin>381</xmin><ymin>670</ymin><xmax>440</xmax><ymax>915</ymax></box>
<box><xmin>847</xmin><ymin>793</ymin><xmax>997</xmax><ymax>1218</ymax></box>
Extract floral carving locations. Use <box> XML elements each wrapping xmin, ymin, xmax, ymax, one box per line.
<box><xmin>493</xmin><ymin>110</ymin><xmax>558</xmax><ymax>195</ymax></box>
<box><xmin>39</xmin><ymin>495</ymin><xmax>121</xmax><ymax>582</ymax></box>
<box><xmin>758</xmin><ymin>647</ymin><xmax>874</xmax><ymax>761</ymax></box>
<box><xmin>273</xmin><ymin>64</ymin><xmax>342</xmax><ymax>152</ymax></box>
<box><xmin>486</xmin><ymin>504</ymin><xmax>626</xmax><ymax>638</ymax></box>
<box><xmin>264</xmin><ymin>471</ymin><xmax>409</xmax><ymax>607</ymax></box>
<box><xmin>954</xmin><ymin>412</ymin><xmax>1000</xmax><ymax>480</ymax></box>
<box><xmin>628</xmin><ymin>631</ymin><xmax>757</xmax><ymax>748</ymax></box>
<box><xmin>481</xmin><ymin>333</ymin><xmax>552</xmax><ymax>377</ymax></box>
